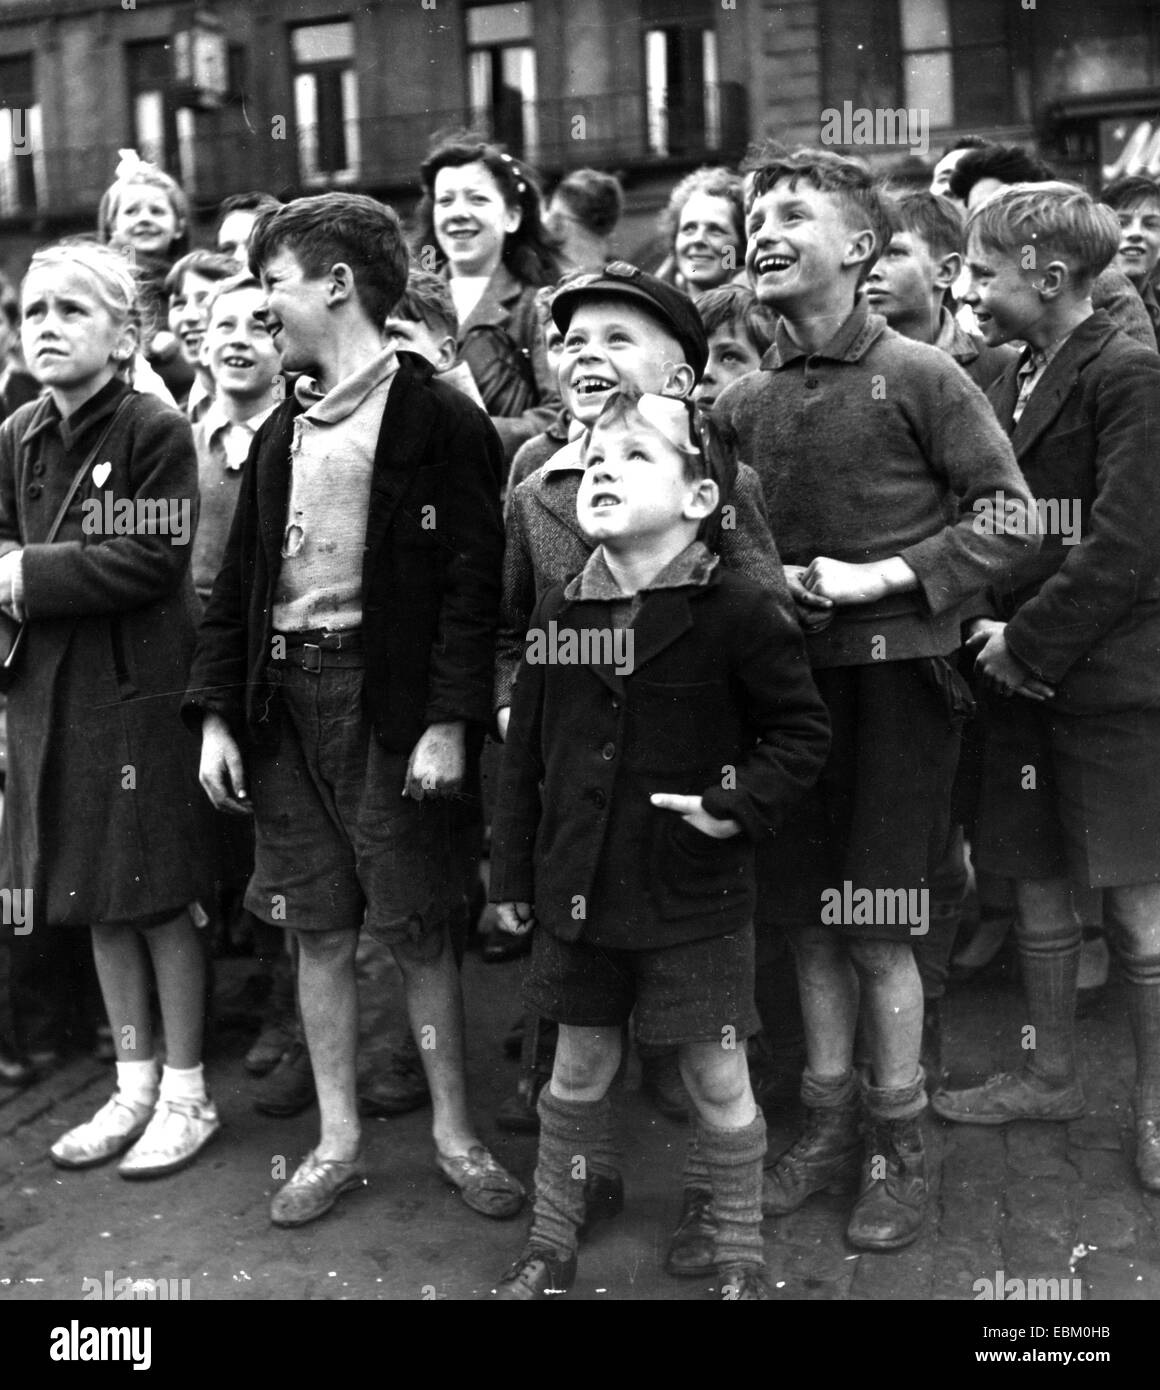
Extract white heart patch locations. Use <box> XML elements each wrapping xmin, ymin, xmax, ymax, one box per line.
<box><xmin>92</xmin><ymin>462</ymin><xmax>111</xmax><ymax>488</ymax></box>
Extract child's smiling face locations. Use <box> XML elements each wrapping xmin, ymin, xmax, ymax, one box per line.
<box><xmin>168</xmin><ymin>271</ymin><xmax>219</xmax><ymax>367</ymax></box>
<box><xmin>963</xmin><ymin>234</ymin><xmax>1045</xmax><ymax>346</ymax></box>
<box><xmin>1111</xmin><ymin>198</ymin><xmax>1160</xmax><ymax>288</ymax></box>
<box><xmin>111</xmin><ymin>181</ymin><xmax>181</xmax><ymax>257</ymax></box>
<box><xmin>559</xmin><ymin>299</ymin><xmax>689</xmax><ymax>427</ymax></box>
<box><xmin>205</xmin><ymin>285</ymin><xmax>281</xmax><ymax>403</ymax></box>
<box><xmin>433</xmin><ymin>161</ymin><xmax>519</xmax><ymax>280</ymax></box>
<box><xmin>746</xmin><ymin>179</ymin><xmax>867</xmax><ymax>313</ymax></box>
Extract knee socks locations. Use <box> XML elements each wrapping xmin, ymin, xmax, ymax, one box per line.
<box><xmin>696</xmin><ymin>1111</ymin><xmax>767</xmax><ymax>1271</ymax></box>
<box><xmin>1116</xmin><ymin>951</ymin><xmax>1160</xmax><ymax>1118</ymax></box>
<box><xmin>528</xmin><ymin>1087</ymin><xmax>619</xmax><ymax>1259</ymax></box>
<box><xmin>1017</xmin><ymin>931</ymin><xmax>1081</xmax><ymax>1085</ymax></box>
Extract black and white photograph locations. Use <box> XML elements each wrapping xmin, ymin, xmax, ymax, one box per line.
<box><xmin>0</xmin><ymin>0</ymin><xmax>1157</xmax><ymax>1350</ymax></box>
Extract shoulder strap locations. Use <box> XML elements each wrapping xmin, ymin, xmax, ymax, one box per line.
<box><xmin>45</xmin><ymin>394</ymin><xmax>135</xmax><ymax>545</ymax></box>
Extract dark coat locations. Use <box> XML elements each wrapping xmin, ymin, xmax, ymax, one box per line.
<box><xmin>489</xmin><ymin>569</ymin><xmax>831</xmax><ymax>949</ymax></box>
<box><xmin>183</xmin><ymin>351</ymin><xmax>505</xmax><ymax>752</ymax></box>
<box><xmin>456</xmin><ymin>265</ymin><xmax>562</xmax><ymax>467</ymax></box>
<box><xmin>987</xmin><ymin>311</ymin><xmax>1160</xmax><ymax>713</ymax></box>
<box><xmin>0</xmin><ymin>378</ymin><xmax>213</xmax><ymax>927</ymax></box>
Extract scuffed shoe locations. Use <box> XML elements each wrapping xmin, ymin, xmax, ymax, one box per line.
<box><xmin>718</xmin><ymin>1264</ymin><xmax>770</xmax><ymax>1300</ymax></box>
<box><xmin>640</xmin><ymin>1046</ymin><xmax>691</xmax><ymax>1123</ymax></box>
<box><xmin>51</xmin><ymin>1093</ymin><xmax>154</xmax><ymax>1170</ymax></box>
<box><xmin>270</xmin><ymin>1149</ymin><xmax>366</xmax><ymax>1227</ymax></box>
<box><xmin>487</xmin><ymin>1247</ymin><xmax>576</xmax><ymax>1300</ymax></box>
<box><xmin>244</xmin><ymin>1018</ymin><xmax>295</xmax><ymax>1077</ymax></box>
<box><xmin>846</xmin><ymin>1115</ymin><xmax>927</xmax><ymax>1251</ymax></box>
<box><xmin>119</xmin><ymin>1097</ymin><xmax>221</xmax><ymax>1179</ymax></box>
<box><xmin>762</xmin><ymin>1099</ymin><xmax>861</xmax><ymax>1216</ymax></box>
<box><xmin>666</xmin><ymin>1187</ymin><xmax>716</xmax><ymax>1277</ymax></box>
<box><xmin>254</xmin><ymin>1038</ymin><xmax>315</xmax><ymax>1117</ymax></box>
<box><xmin>436</xmin><ymin>1145</ymin><xmax>525</xmax><ymax>1219</ymax></box>
<box><xmin>1136</xmin><ymin>1116</ymin><xmax>1160</xmax><ymax>1193</ymax></box>
<box><xmin>358</xmin><ymin>1039</ymin><xmax>430</xmax><ymax>1118</ymax></box>
<box><xmin>931</xmin><ymin>1070</ymin><xmax>1084</xmax><ymax>1126</ymax></box>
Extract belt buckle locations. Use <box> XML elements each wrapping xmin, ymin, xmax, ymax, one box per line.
<box><xmin>302</xmin><ymin>643</ymin><xmax>322</xmax><ymax>673</ymax></box>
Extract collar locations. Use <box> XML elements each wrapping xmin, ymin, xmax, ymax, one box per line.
<box><xmin>454</xmin><ymin>263</ymin><xmax>527</xmax><ymax>330</ymax></box>
<box><xmin>1018</xmin><ymin>327</ymin><xmax>1073</xmax><ymax>377</ymax></box>
<box><xmin>201</xmin><ymin>398</ymin><xmax>276</xmax><ymax>467</ymax></box>
<box><xmin>187</xmin><ymin>374</ymin><xmax>213</xmax><ymax>422</ymax></box>
<box><xmin>566</xmin><ymin>539</ymin><xmax>718</xmax><ymax>602</ymax></box>
<box><xmin>762</xmin><ymin>299</ymin><xmax>887</xmax><ymax>370</ymax></box>
<box><xmin>540</xmin><ymin>435</ymin><xmax>587</xmax><ymax>477</ymax></box>
<box><xmin>294</xmin><ymin>346</ymin><xmax>399</xmax><ymax>423</ymax></box>
<box><xmin>18</xmin><ymin>374</ymin><xmax>129</xmax><ymax>449</ymax></box>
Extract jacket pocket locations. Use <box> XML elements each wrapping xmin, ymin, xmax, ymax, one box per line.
<box><xmin>649</xmin><ymin>813</ymin><xmax>752</xmax><ymax>920</ymax></box>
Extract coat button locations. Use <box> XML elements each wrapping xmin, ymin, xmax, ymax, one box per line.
<box><xmin>804</xmin><ymin>377</ymin><xmax>819</xmax><ymax>389</ymax></box>
<box><xmin>31</xmin><ymin>461</ymin><xmax>45</xmax><ymax>476</ymax></box>
<box><xmin>601</xmin><ymin>742</ymin><xmax>615</xmax><ymax>760</ymax></box>
<box><xmin>26</xmin><ymin>482</ymin><xmax>42</xmax><ymax>499</ymax></box>
<box><xmin>589</xmin><ymin>789</ymin><xmax>607</xmax><ymax>809</ymax></box>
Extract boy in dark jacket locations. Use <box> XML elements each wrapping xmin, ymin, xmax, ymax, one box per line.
<box><xmin>184</xmin><ymin>193</ymin><xmax>522</xmax><ymax>1229</ymax></box>
<box><xmin>931</xmin><ymin>183</ymin><xmax>1160</xmax><ymax>1195</ymax></box>
<box><xmin>487</xmin><ymin>391</ymin><xmax>830</xmax><ymax>1301</ymax></box>
<box><xmin>715</xmin><ymin>149</ymin><xmax>1040</xmax><ymax>1251</ymax></box>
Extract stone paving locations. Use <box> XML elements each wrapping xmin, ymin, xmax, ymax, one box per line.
<box><xmin>1</xmin><ymin>944</ymin><xmax>1158</xmax><ymax>1304</ymax></box>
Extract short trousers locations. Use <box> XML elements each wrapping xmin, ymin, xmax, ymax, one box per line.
<box><xmin>522</xmin><ymin>923</ymin><xmax>760</xmax><ymax>1048</ymax></box>
<box><xmin>973</xmin><ymin>691</ymin><xmax>1160</xmax><ymax>887</ymax></box>
<box><xmin>758</xmin><ymin>659</ymin><xmax>961</xmax><ymax>941</ymax></box>
<box><xmin>243</xmin><ymin>663</ymin><xmax>460</xmax><ymax>958</ymax></box>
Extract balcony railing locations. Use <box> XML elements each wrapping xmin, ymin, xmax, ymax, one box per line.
<box><xmin>0</xmin><ymin>85</ymin><xmax>748</xmax><ymax>223</ymax></box>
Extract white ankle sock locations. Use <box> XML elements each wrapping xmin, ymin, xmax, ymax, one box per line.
<box><xmin>159</xmin><ymin>1063</ymin><xmax>207</xmax><ymax>1105</ymax></box>
<box><xmin>116</xmin><ymin>1059</ymin><xmax>160</xmax><ymax>1108</ymax></box>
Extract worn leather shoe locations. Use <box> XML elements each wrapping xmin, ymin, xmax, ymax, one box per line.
<box><xmin>270</xmin><ymin>1150</ymin><xmax>366</xmax><ymax>1227</ymax></box>
<box><xmin>846</xmin><ymin>1115</ymin><xmax>928</xmax><ymax>1251</ymax></box>
<box><xmin>640</xmin><ymin>1046</ymin><xmax>691</xmax><ymax>1123</ymax></box>
<box><xmin>254</xmin><ymin>1038</ymin><xmax>316</xmax><ymax>1117</ymax></box>
<box><xmin>666</xmin><ymin>1187</ymin><xmax>716</xmax><ymax>1277</ymax></box>
<box><xmin>1136</xmin><ymin>1116</ymin><xmax>1160</xmax><ymax>1193</ymax></box>
<box><xmin>762</xmin><ymin>1099</ymin><xmax>861</xmax><ymax>1216</ymax></box>
<box><xmin>931</xmin><ymin>1070</ymin><xmax>1084</xmax><ymax>1126</ymax></box>
<box><xmin>488</xmin><ymin>1247</ymin><xmax>577</xmax><ymax>1299</ymax></box>
<box><xmin>359</xmin><ymin>1039</ymin><xmax>430</xmax><ymax>1118</ymax></box>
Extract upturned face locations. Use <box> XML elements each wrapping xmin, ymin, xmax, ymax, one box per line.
<box><xmin>558</xmin><ymin>299</ymin><xmax>688</xmax><ymax>426</ymax></box>
<box><xmin>746</xmin><ymin>179</ymin><xmax>865</xmax><ymax>313</ymax></box>
<box><xmin>204</xmin><ymin>285</ymin><xmax>282</xmax><ymax>403</ymax></box>
<box><xmin>963</xmin><ymin>234</ymin><xmax>1045</xmax><ymax>346</ymax></box>
<box><xmin>168</xmin><ymin>271</ymin><xmax>219</xmax><ymax>367</ymax></box>
<box><xmin>21</xmin><ymin>265</ymin><xmax>134</xmax><ymax>406</ymax></box>
<box><xmin>257</xmin><ymin>246</ymin><xmax>331</xmax><ymax>376</ymax></box>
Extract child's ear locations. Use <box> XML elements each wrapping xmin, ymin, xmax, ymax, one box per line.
<box><xmin>934</xmin><ymin>251</ymin><xmax>962</xmax><ymax>292</ymax></box>
<box><xmin>661</xmin><ymin>361</ymin><xmax>696</xmax><ymax>398</ymax></box>
<box><xmin>684</xmin><ymin>476</ymin><xmax>720</xmax><ymax>521</ymax></box>
<box><xmin>435</xmin><ymin>334</ymin><xmax>457</xmax><ymax>373</ymax></box>
<box><xmin>112</xmin><ymin>321</ymin><xmax>138</xmax><ymax>366</ymax></box>
<box><xmin>1034</xmin><ymin>260</ymin><xmax>1069</xmax><ymax>301</ymax></box>
<box><xmin>327</xmin><ymin>262</ymin><xmax>357</xmax><ymax>306</ymax></box>
<box><xmin>843</xmin><ymin>228</ymin><xmax>876</xmax><ymax>273</ymax></box>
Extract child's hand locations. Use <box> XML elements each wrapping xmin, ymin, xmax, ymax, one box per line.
<box><xmin>404</xmin><ymin>720</ymin><xmax>466</xmax><ymax>798</ymax></box>
<box><xmin>970</xmin><ymin>623</ymin><xmax>1055</xmax><ymax>702</ymax></box>
<box><xmin>199</xmin><ymin>713</ymin><xmax>252</xmax><ymax>816</ymax></box>
<box><xmin>650</xmin><ymin>792</ymin><xmax>741</xmax><ymax>839</ymax></box>
<box><xmin>784</xmin><ymin>565</ymin><xmax>834</xmax><ymax>631</ymax></box>
<box><xmin>804</xmin><ymin>556</ymin><xmax>912</xmax><ymax>605</ymax></box>
<box><xmin>495</xmin><ymin>901</ymin><xmax>536</xmax><ymax>935</ymax></box>
<box><xmin>496</xmin><ymin>707</ymin><xmax>511</xmax><ymax>742</ymax></box>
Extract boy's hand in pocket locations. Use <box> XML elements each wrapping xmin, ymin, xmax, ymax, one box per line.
<box><xmin>651</xmin><ymin>792</ymin><xmax>741</xmax><ymax>839</ymax></box>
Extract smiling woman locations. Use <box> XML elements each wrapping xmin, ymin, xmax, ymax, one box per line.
<box><xmin>655</xmin><ymin>167</ymin><xmax>748</xmax><ymax>295</ymax></box>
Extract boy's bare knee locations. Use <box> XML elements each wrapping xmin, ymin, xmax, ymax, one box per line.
<box><xmin>848</xmin><ymin>938</ymin><xmax>908</xmax><ymax>976</ymax></box>
<box><xmin>390</xmin><ymin>924</ymin><xmax>450</xmax><ymax>974</ymax></box>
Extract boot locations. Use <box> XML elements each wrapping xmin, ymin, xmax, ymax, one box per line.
<box><xmin>846</xmin><ymin>1113</ymin><xmax>928</xmax><ymax>1251</ymax></box>
<box><xmin>761</xmin><ymin>1096</ymin><xmax>861</xmax><ymax>1216</ymax></box>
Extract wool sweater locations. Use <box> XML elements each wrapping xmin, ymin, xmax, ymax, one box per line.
<box><xmin>714</xmin><ymin>301</ymin><xmax>1041</xmax><ymax>668</ymax></box>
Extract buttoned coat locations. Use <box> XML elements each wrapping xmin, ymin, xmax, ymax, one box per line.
<box><xmin>489</xmin><ymin>568</ymin><xmax>831</xmax><ymax>949</ymax></box>
<box><xmin>183</xmin><ymin>351</ymin><xmax>505</xmax><ymax>753</ymax></box>
<box><xmin>0</xmin><ymin>379</ymin><xmax>213</xmax><ymax>927</ymax></box>
<box><xmin>986</xmin><ymin>310</ymin><xmax>1160</xmax><ymax>713</ymax></box>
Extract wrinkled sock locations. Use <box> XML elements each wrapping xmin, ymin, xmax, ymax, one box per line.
<box><xmin>159</xmin><ymin>1063</ymin><xmax>207</xmax><ymax>1106</ymax></box>
<box><xmin>863</xmin><ymin>1068</ymin><xmax>927</xmax><ymax>1122</ymax></box>
<box><xmin>698</xmin><ymin>1112</ymin><xmax>767</xmax><ymax>1271</ymax></box>
<box><xmin>1119</xmin><ymin>954</ymin><xmax>1160</xmax><ymax>1118</ymax></box>
<box><xmin>115</xmin><ymin>1058</ymin><xmax>159</xmax><ymax>1109</ymax></box>
<box><xmin>682</xmin><ymin>1133</ymin><xmax>711</xmax><ymax>1194</ymax></box>
<box><xmin>1018</xmin><ymin>932</ymin><xmax>1081</xmax><ymax>1085</ymax></box>
<box><xmin>528</xmin><ymin>1088</ymin><xmax>618</xmax><ymax>1259</ymax></box>
<box><xmin>801</xmin><ymin>1067</ymin><xmax>858</xmax><ymax>1109</ymax></box>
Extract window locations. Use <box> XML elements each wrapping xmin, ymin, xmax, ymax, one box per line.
<box><xmin>291</xmin><ymin>21</ymin><xmax>360</xmax><ymax>183</ymax></box>
<box><xmin>644</xmin><ymin>26</ymin><xmax>720</xmax><ymax>158</ymax></box>
<box><xmin>0</xmin><ymin>54</ymin><xmax>39</xmax><ymax>216</ymax></box>
<box><xmin>900</xmin><ymin>0</ymin><xmax>1013</xmax><ymax>129</ymax></box>
<box><xmin>466</xmin><ymin>3</ymin><xmax>537</xmax><ymax>159</ymax></box>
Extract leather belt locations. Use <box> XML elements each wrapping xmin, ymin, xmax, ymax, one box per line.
<box><xmin>272</xmin><ymin>628</ymin><xmax>364</xmax><ymax>672</ymax></box>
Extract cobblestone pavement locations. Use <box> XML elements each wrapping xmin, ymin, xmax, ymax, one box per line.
<box><xmin>1</xmin><ymin>941</ymin><xmax>1158</xmax><ymax>1307</ymax></box>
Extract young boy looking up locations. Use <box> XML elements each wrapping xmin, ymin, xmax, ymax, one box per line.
<box><xmin>692</xmin><ymin>284</ymin><xmax>777</xmax><ymax>419</ymax></box>
<box><xmin>714</xmin><ymin>149</ymin><xmax>1040</xmax><ymax>1250</ymax></box>
<box><xmin>487</xmin><ymin>392</ymin><xmax>830</xmax><ymax>1300</ymax></box>
<box><xmin>868</xmin><ymin>192</ymin><xmax>1018</xmax><ymax>392</ymax></box>
<box><xmin>184</xmin><ymin>193</ymin><xmax>522</xmax><ymax>1229</ymax></box>
<box><xmin>191</xmin><ymin>274</ymin><xmax>283</xmax><ymax>606</ymax></box>
<box><xmin>1102</xmin><ymin>174</ymin><xmax>1160</xmax><ymax>348</ymax></box>
<box><xmin>932</xmin><ymin>184</ymin><xmax>1160</xmax><ymax>1196</ymax></box>
<box><xmin>164</xmin><ymin>250</ymin><xmax>238</xmax><ymax>419</ymax></box>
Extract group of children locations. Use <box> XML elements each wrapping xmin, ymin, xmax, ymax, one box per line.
<box><xmin>0</xmin><ymin>139</ymin><xmax>1158</xmax><ymax>1303</ymax></box>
